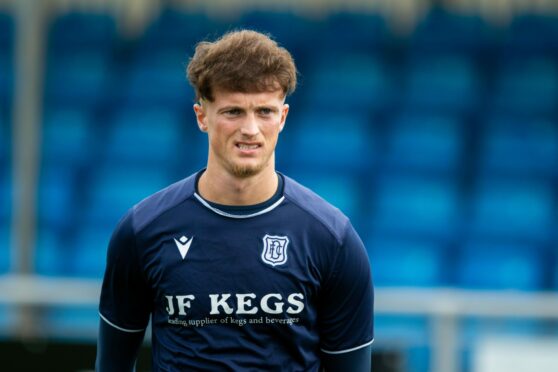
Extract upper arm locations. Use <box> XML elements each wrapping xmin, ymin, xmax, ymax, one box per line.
<box><xmin>319</xmin><ymin>223</ymin><xmax>374</xmax><ymax>355</ymax></box>
<box><xmin>99</xmin><ymin>210</ymin><xmax>152</xmax><ymax>333</ymax></box>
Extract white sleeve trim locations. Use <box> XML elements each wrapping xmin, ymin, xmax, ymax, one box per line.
<box><xmin>99</xmin><ymin>312</ymin><xmax>146</xmax><ymax>333</ymax></box>
<box><xmin>320</xmin><ymin>338</ymin><xmax>374</xmax><ymax>355</ymax></box>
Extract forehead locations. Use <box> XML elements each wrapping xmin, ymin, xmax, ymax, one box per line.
<box><xmin>210</xmin><ymin>89</ymin><xmax>286</xmax><ymax>108</ymax></box>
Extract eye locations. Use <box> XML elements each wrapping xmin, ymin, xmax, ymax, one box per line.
<box><xmin>224</xmin><ymin>108</ymin><xmax>242</xmax><ymax>116</ymax></box>
<box><xmin>258</xmin><ymin>108</ymin><xmax>273</xmax><ymax>116</ymax></box>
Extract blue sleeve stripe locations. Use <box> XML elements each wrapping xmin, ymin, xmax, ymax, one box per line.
<box><xmin>320</xmin><ymin>339</ymin><xmax>374</xmax><ymax>355</ymax></box>
<box><xmin>99</xmin><ymin>312</ymin><xmax>146</xmax><ymax>333</ymax></box>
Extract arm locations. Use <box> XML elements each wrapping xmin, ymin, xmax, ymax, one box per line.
<box><xmin>322</xmin><ymin>344</ymin><xmax>372</xmax><ymax>372</ymax></box>
<box><xmin>96</xmin><ymin>211</ymin><xmax>152</xmax><ymax>370</ymax></box>
<box><xmin>319</xmin><ymin>222</ymin><xmax>374</xmax><ymax>369</ymax></box>
<box><xmin>96</xmin><ymin>319</ymin><xmax>146</xmax><ymax>372</ymax></box>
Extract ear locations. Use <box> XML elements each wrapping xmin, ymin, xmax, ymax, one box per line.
<box><xmin>193</xmin><ymin>103</ymin><xmax>208</xmax><ymax>132</ymax></box>
<box><xmin>279</xmin><ymin>103</ymin><xmax>289</xmax><ymax>132</ymax></box>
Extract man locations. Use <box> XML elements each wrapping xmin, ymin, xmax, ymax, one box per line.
<box><xmin>96</xmin><ymin>30</ymin><xmax>374</xmax><ymax>371</ymax></box>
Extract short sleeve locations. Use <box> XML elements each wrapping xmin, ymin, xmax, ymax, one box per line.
<box><xmin>319</xmin><ymin>223</ymin><xmax>374</xmax><ymax>354</ymax></box>
<box><xmin>99</xmin><ymin>210</ymin><xmax>152</xmax><ymax>332</ymax></box>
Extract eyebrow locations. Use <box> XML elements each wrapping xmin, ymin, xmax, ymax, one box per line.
<box><xmin>217</xmin><ymin>105</ymin><xmax>279</xmax><ymax>113</ymax></box>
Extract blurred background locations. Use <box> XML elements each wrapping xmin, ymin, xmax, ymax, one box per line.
<box><xmin>1</xmin><ymin>0</ymin><xmax>558</xmax><ymax>371</ymax></box>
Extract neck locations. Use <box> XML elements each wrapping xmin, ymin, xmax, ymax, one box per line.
<box><xmin>198</xmin><ymin>166</ymin><xmax>278</xmax><ymax>206</ymax></box>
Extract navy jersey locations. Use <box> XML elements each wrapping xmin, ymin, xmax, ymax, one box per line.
<box><xmin>99</xmin><ymin>172</ymin><xmax>374</xmax><ymax>371</ymax></box>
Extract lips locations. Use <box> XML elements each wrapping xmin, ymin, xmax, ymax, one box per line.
<box><xmin>235</xmin><ymin>142</ymin><xmax>262</xmax><ymax>151</ymax></box>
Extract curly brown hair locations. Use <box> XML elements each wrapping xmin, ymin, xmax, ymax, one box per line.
<box><xmin>186</xmin><ymin>30</ymin><xmax>297</xmax><ymax>102</ymax></box>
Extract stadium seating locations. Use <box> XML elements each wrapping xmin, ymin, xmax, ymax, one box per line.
<box><xmin>239</xmin><ymin>10</ymin><xmax>322</xmax><ymax>67</ymax></box>
<box><xmin>41</xmin><ymin>109</ymin><xmax>95</xmax><ymax>167</ymax></box>
<box><xmin>501</xmin><ymin>14</ymin><xmax>558</xmax><ymax>57</ymax></box>
<box><xmin>366</xmin><ymin>237</ymin><xmax>446</xmax><ymax>287</ymax></box>
<box><xmin>138</xmin><ymin>8</ymin><xmax>228</xmax><ymax>52</ymax></box>
<box><xmin>0</xmin><ymin>12</ymin><xmax>13</xmax><ymax>113</ymax></box>
<box><xmin>457</xmin><ymin>241</ymin><xmax>544</xmax><ymax>290</ymax></box>
<box><xmin>304</xmin><ymin>53</ymin><xmax>392</xmax><ymax>114</ymax></box>
<box><xmin>402</xmin><ymin>55</ymin><xmax>479</xmax><ymax>114</ymax></box>
<box><xmin>47</xmin><ymin>11</ymin><xmax>117</xmax><ymax>53</ymax></box>
<box><xmin>384</xmin><ymin>113</ymin><xmax>463</xmax><ymax>174</ymax></box>
<box><xmin>491</xmin><ymin>57</ymin><xmax>558</xmax><ymax>115</ymax></box>
<box><xmin>371</xmin><ymin>175</ymin><xmax>460</xmax><ymax>240</ymax></box>
<box><xmin>44</xmin><ymin>51</ymin><xmax>113</xmax><ymax>109</ymax></box>
<box><xmin>104</xmin><ymin>107</ymin><xmax>184</xmax><ymax>166</ymax></box>
<box><xmin>123</xmin><ymin>48</ymin><xmax>194</xmax><ymax>109</ymax></box>
<box><xmin>468</xmin><ymin>179</ymin><xmax>554</xmax><ymax>243</ymax></box>
<box><xmin>479</xmin><ymin>116</ymin><xmax>558</xmax><ymax>178</ymax></box>
<box><xmin>69</xmin><ymin>226</ymin><xmax>110</xmax><ymax>278</ymax></box>
<box><xmin>409</xmin><ymin>6</ymin><xmax>493</xmax><ymax>56</ymax></box>
<box><xmin>286</xmin><ymin>171</ymin><xmax>365</xmax><ymax>222</ymax></box>
<box><xmin>83</xmin><ymin>165</ymin><xmax>174</xmax><ymax>228</ymax></box>
<box><xmin>319</xmin><ymin>11</ymin><xmax>387</xmax><ymax>54</ymax></box>
<box><xmin>286</xmin><ymin>111</ymin><xmax>374</xmax><ymax>172</ymax></box>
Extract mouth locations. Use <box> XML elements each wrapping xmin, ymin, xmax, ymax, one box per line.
<box><xmin>235</xmin><ymin>142</ymin><xmax>262</xmax><ymax>151</ymax></box>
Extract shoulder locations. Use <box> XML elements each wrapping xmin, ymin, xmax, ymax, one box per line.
<box><xmin>282</xmin><ymin>174</ymin><xmax>350</xmax><ymax>245</ymax></box>
<box><xmin>130</xmin><ymin>172</ymin><xmax>198</xmax><ymax>234</ymax></box>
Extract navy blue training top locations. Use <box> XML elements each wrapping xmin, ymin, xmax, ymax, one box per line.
<box><xmin>99</xmin><ymin>171</ymin><xmax>374</xmax><ymax>371</ymax></box>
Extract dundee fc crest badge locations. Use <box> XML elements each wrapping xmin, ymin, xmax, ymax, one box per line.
<box><xmin>261</xmin><ymin>235</ymin><xmax>290</xmax><ymax>266</ymax></box>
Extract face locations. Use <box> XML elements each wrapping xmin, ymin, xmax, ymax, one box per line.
<box><xmin>194</xmin><ymin>89</ymin><xmax>289</xmax><ymax>178</ymax></box>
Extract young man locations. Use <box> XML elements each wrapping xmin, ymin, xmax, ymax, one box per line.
<box><xmin>96</xmin><ymin>30</ymin><xmax>373</xmax><ymax>371</ymax></box>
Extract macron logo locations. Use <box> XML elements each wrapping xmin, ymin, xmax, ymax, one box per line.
<box><xmin>174</xmin><ymin>236</ymin><xmax>194</xmax><ymax>260</ymax></box>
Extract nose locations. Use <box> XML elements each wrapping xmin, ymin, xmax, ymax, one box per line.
<box><xmin>240</xmin><ymin>113</ymin><xmax>259</xmax><ymax>137</ymax></box>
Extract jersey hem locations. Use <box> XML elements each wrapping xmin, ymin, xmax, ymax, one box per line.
<box><xmin>320</xmin><ymin>338</ymin><xmax>374</xmax><ymax>355</ymax></box>
<box><xmin>99</xmin><ymin>312</ymin><xmax>146</xmax><ymax>333</ymax></box>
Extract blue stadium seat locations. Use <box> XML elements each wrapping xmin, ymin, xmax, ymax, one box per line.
<box><xmin>239</xmin><ymin>10</ymin><xmax>321</xmax><ymax>65</ymax></box>
<box><xmin>480</xmin><ymin>116</ymin><xmax>558</xmax><ymax>177</ymax></box>
<box><xmin>318</xmin><ymin>11</ymin><xmax>387</xmax><ymax>53</ymax></box>
<box><xmin>37</xmin><ymin>166</ymin><xmax>76</xmax><ymax>231</ymax></box>
<box><xmin>492</xmin><ymin>58</ymin><xmax>558</xmax><ymax>115</ymax></box>
<box><xmin>139</xmin><ymin>8</ymin><xmax>228</xmax><ymax>52</ymax></box>
<box><xmin>367</xmin><ymin>238</ymin><xmax>446</xmax><ymax>287</ymax></box>
<box><xmin>0</xmin><ymin>51</ymin><xmax>13</xmax><ymax>111</ymax></box>
<box><xmin>0</xmin><ymin>13</ymin><xmax>14</xmax><ymax>104</ymax></box>
<box><xmin>403</xmin><ymin>55</ymin><xmax>479</xmax><ymax>113</ymax></box>
<box><xmin>457</xmin><ymin>241</ymin><xmax>544</xmax><ymax>290</ymax></box>
<box><xmin>69</xmin><ymin>226</ymin><xmax>110</xmax><ymax>278</ymax></box>
<box><xmin>286</xmin><ymin>112</ymin><xmax>373</xmax><ymax>172</ymax></box>
<box><xmin>0</xmin><ymin>113</ymin><xmax>7</xmax><ymax>168</ymax></box>
<box><xmin>123</xmin><ymin>49</ymin><xmax>194</xmax><ymax>109</ymax></box>
<box><xmin>305</xmin><ymin>54</ymin><xmax>392</xmax><ymax>114</ymax></box>
<box><xmin>104</xmin><ymin>107</ymin><xmax>184</xmax><ymax>167</ymax></box>
<box><xmin>469</xmin><ymin>179</ymin><xmax>553</xmax><ymax>242</ymax></box>
<box><xmin>409</xmin><ymin>7</ymin><xmax>492</xmax><ymax>55</ymax></box>
<box><xmin>48</xmin><ymin>11</ymin><xmax>117</xmax><ymax>53</ymax></box>
<box><xmin>45</xmin><ymin>51</ymin><xmax>112</xmax><ymax>108</ymax></box>
<box><xmin>372</xmin><ymin>175</ymin><xmax>459</xmax><ymax>239</ymax></box>
<box><xmin>385</xmin><ymin>113</ymin><xmax>462</xmax><ymax>173</ymax></box>
<box><xmin>84</xmin><ymin>165</ymin><xmax>173</xmax><ymax>227</ymax></box>
<box><xmin>502</xmin><ymin>14</ymin><xmax>558</xmax><ymax>57</ymax></box>
<box><xmin>0</xmin><ymin>166</ymin><xmax>10</xmax><ymax>227</ymax></box>
<box><xmin>0</xmin><ymin>225</ymin><xmax>9</xmax><ymax>274</ymax></box>
<box><xmin>41</xmin><ymin>109</ymin><xmax>94</xmax><ymax>167</ymax></box>
<box><xmin>286</xmin><ymin>172</ymin><xmax>364</xmax><ymax>221</ymax></box>
<box><xmin>35</xmin><ymin>228</ymin><xmax>67</xmax><ymax>276</ymax></box>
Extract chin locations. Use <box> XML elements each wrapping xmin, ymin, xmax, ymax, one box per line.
<box><xmin>229</xmin><ymin>162</ymin><xmax>267</xmax><ymax>178</ymax></box>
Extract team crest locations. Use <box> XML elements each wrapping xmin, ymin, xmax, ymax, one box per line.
<box><xmin>261</xmin><ymin>235</ymin><xmax>290</xmax><ymax>266</ymax></box>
